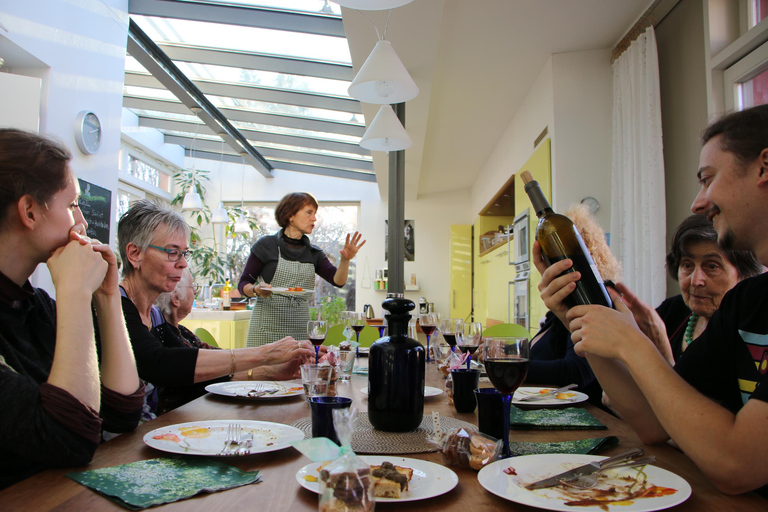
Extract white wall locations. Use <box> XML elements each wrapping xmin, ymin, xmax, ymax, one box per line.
<box><xmin>551</xmin><ymin>49</ymin><xmax>613</xmax><ymax>231</ymax></box>
<box><xmin>1</xmin><ymin>0</ymin><xmax>129</xmax><ymax>293</ymax></box>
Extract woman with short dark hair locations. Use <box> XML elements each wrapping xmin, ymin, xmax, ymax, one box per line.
<box><xmin>239</xmin><ymin>192</ymin><xmax>365</xmax><ymax>347</ymax></box>
<box><xmin>0</xmin><ymin>129</ymin><xmax>143</xmax><ymax>489</ymax></box>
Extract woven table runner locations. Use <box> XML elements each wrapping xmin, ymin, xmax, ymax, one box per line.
<box><xmin>290</xmin><ymin>412</ymin><xmax>476</xmax><ymax>454</ymax></box>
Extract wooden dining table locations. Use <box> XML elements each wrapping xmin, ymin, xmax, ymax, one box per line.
<box><xmin>2</xmin><ymin>360</ymin><xmax>766</xmax><ymax>512</ymax></box>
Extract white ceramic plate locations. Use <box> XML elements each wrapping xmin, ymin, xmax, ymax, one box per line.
<box><xmin>477</xmin><ymin>454</ymin><xmax>691</xmax><ymax>512</ymax></box>
<box><xmin>269</xmin><ymin>287</ymin><xmax>314</xmax><ymax>296</ymax></box>
<box><xmin>296</xmin><ymin>455</ymin><xmax>458</xmax><ymax>502</ymax></box>
<box><xmin>205</xmin><ymin>381</ymin><xmax>305</xmax><ymax>399</ymax></box>
<box><xmin>143</xmin><ymin>419</ymin><xmax>305</xmax><ymax>456</ymax></box>
<box><xmin>512</xmin><ymin>386</ymin><xmax>589</xmax><ymax>406</ymax></box>
<box><xmin>360</xmin><ymin>386</ymin><xmax>443</xmax><ymax>398</ymax></box>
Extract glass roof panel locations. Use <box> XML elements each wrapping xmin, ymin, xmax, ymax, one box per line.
<box><xmin>248</xmin><ymin>140</ymin><xmax>371</xmax><ymax>162</ymax></box>
<box><xmin>174</xmin><ymin>61</ymin><xmax>350</xmax><ymax>96</ymax></box>
<box><xmin>185</xmin><ymin>0</ymin><xmax>342</xmax><ymax>16</ymax></box>
<box><xmin>132</xmin><ymin>15</ymin><xmax>351</xmax><ymax>64</ymax></box>
<box><xmin>204</xmin><ymin>94</ymin><xmax>363</xmax><ymax>123</ymax></box>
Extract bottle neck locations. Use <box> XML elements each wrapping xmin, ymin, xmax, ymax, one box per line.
<box><xmin>524</xmin><ymin>180</ymin><xmax>553</xmax><ymax>217</ymax></box>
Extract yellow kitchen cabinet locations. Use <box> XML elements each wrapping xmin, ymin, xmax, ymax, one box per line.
<box><xmin>449</xmin><ymin>225</ymin><xmax>472</xmax><ymax>320</ymax></box>
<box><xmin>180</xmin><ymin>310</ymin><xmax>252</xmax><ymax>349</ymax></box>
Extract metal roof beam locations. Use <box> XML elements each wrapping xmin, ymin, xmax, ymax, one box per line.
<box><xmin>159</xmin><ymin>44</ymin><xmax>353</xmax><ymax>81</ymax></box>
<box><xmin>273</xmin><ymin>161</ymin><xmax>377</xmax><ymax>182</ymax></box>
<box><xmin>137</xmin><ymin>116</ymin><xmax>369</xmax><ymax>156</ymax></box>
<box><xmin>124</xmin><ymin>71</ymin><xmax>361</xmax><ymax>113</ymax></box>
<box><xmin>129</xmin><ymin>0</ymin><xmax>345</xmax><ymax>37</ymax></box>
<box><xmin>123</xmin><ymin>96</ymin><xmax>365</xmax><ymax>136</ymax></box>
<box><xmin>126</xmin><ymin>19</ymin><xmax>274</xmax><ymax>177</ymax></box>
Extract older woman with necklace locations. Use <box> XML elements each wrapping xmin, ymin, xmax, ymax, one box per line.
<box><xmin>118</xmin><ymin>200</ymin><xmax>315</xmax><ymax>418</ymax></box>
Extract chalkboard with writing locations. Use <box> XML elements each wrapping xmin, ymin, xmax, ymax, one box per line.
<box><xmin>77</xmin><ymin>179</ymin><xmax>112</xmax><ymax>242</ymax></box>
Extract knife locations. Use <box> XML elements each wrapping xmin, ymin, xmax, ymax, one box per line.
<box><xmin>525</xmin><ymin>448</ymin><xmax>645</xmax><ymax>490</ymax></box>
<box><xmin>518</xmin><ymin>383</ymin><xmax>579</xmax><ymax>402</ymax></box>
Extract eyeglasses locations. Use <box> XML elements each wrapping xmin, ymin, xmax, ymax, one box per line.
<box><xmin>147</xmin><ymin>244</ymin><xmax>193</xmax><ymax>262</ymax></box>
<box><xmin>190</xmin><ymin>282</ymin><xmax>200</xmax><ymax>294</ymax></box>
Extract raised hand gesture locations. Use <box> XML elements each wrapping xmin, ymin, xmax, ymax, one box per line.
<box><xmin>340</xmin><ymin>231</ymin><xmax>366</xmax><ymax>261</ymax></box>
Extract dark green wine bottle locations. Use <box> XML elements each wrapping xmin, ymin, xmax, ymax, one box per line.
<box><xmin>520</xmin><ymin>171</ymin><xmax>612</xmax><ymax>309</ymax></box>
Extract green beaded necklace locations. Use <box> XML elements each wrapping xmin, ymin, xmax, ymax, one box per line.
<box><xmin>684</xmin><ymin>313</ymin><xmax>699</xmax><ymax>346</ymax></box>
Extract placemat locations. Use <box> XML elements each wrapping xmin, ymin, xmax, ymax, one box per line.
<box><xmin>509</xmin><ymin>405</ymin><xmax>607</xmax><ymax>430</ymax></box>
<box><xmin>67</xmin><ymin>457</ymin><xmax>261</xmax><ymax>510</ymax></box>
<box><xmin>291</xmin><ymin>412</ymin><xmax>476</xmax><ymax>454</ymax></box>
<box><xmin>508</xmin><ymin>436</ymin><xmax>617</xmax><ymax>457</ymax></box>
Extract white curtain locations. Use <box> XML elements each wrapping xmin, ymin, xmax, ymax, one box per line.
<box><xmin>611</xmin><ymin>26</ymin><xmax>666</xmax><ymax>306</ymax></box>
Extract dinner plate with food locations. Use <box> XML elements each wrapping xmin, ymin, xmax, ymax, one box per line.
<box><xmin>296</xmin><ymin>455</ymin><xmax>458</xmax><ymax>502</ymax></box>
<box><xmin>477</xmin><ymin>453</ymin><xmax>691</xmax><ymax>511</ymax></box>
<box><xmin>360</xmin><ymin>386</ymin><xmax>443</xmax><ymax>398</ymax></box>
<box><xmin>512</xmin><ymin>386</ymin><xmax>589</xmax><ymax>406</ymax></box>
<box><xmin>144</xmin><ymin>420</ymin><xmax>305</xmax><ymax>456</ymax></box>
<box><xmin>269</xmin><ymin>286</ymin><xmax>314</xmax><ymax>296</ymax></box>
<box><xmin>205</xmin><ymin>381</ymin><xmax>305</xmax><ymax>399</ymax></box>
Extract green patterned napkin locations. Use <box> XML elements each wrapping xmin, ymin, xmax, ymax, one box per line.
<box><xmin>508</xmin><ymin>436</ymin><xmax>617</xmax><ymax>457</ymax></box>
<box><xmin>509</xmin><ymin>406</ymin><xmax>607</xmax><ymax>430</ymax></box>
<box><xmin>67</xmin><ymin>457</ymin><xmax>261</xmax><ymax>510</ymax></box>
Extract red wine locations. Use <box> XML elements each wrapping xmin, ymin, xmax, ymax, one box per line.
<box><xmin>520</xmin><ymin>171</ymin><xmax>612</xmax><ymax>309</ymax></box>
<box><xmin>442</xmin><ymin>333</ymin><xmax>457</xmax><ymax>347</ymax></box>
<box><xmin>485</xmin><ymin>358</ymin><xmax>529</xmax><ymax>394</ymax></box>
<box><xmin>457</xmin><ymin>345</ymin><xmax>479</xmax><ymax>355</ymax></box>
<box><xmin>309</xmin><ymin>337</ymin><xmax>325</xmax><ymax>347</ymax></box>
<box><xmin>420</xmin><ymin>325</ymin><xmax>436</xmax><ymax>337</ymax></box>
<box><xmin>351</xmin><ymin>325</ymin><xmax>365</xmax><ymax>334</ymax></box>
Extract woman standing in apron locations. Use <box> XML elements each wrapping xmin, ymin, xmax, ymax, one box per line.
<box><xmin>239</xmin><ymin>193</ymin><xmax>365</xmax><ymax>347</ymax></box>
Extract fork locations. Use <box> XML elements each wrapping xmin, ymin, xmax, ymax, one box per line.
<box><xmin>219</xmin><ymin>423</ymin><xmax>241</xmax><ymax>455</ymax></box>
<box><xmin>561</xmin><ymin>455</ymin><xmax>657</xmax><ymax>489</ymax></box>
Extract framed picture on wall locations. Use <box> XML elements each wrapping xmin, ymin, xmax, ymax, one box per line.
<box><xmin>385</xmin><ymin>220</ymin><xmax>415</xmax><ymax>261</ymax></box>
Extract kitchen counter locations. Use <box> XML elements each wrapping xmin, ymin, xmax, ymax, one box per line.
<box><xmin>180</xmin><ymin>308</ymin><xmax>252</xmax><ymax>348</ymax></box>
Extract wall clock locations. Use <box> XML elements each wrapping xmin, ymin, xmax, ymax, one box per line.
<box><xmin>580</xmin><ymin>196</ymin><xmax>600</xmax><ymax>213</ymax></box>
<box><xmin>74</xmin><ymin>110</ymin><xmax>102</xmax><ymax>155</ymax></box>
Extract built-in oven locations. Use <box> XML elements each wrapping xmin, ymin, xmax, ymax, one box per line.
<box><xmin>510</xmin><ymin>209</ymin><xmax>530</xmax><ymax>329</ymax></box>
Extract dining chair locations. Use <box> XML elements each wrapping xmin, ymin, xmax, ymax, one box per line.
<box><xmin>323</xmin><ymin>324</ymin><xmax>347</xmax><ymax>346</ymax></box>
<box><xmin>357</xmin><ymin>325</ymin><xmax>380</xmax><ymax>348</ymax></box>
<box><xmin>194</xmin><ymin>327</ymin><xmax>219</xmax><ymax>348</ymax></box>
<box><xmin>481</xmin><ymin>322</ymin><xmax>530</xmax><ymax>338</ymax></box>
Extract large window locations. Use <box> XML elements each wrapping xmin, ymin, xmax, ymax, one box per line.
<box><xmin>228</xmin><ymin>203</ymin><xmax>359</xmax><ymax>311</ymax></box>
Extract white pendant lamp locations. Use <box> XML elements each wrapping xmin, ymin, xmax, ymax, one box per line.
<box><xmin>360</xmin><ymin>105</ymin><xmax>412</xmax><ymax>152</ymax></box>
<box><xmin>234</xmin><ymin>213</ymin><xmax>251</xmax><ymax>235</ymax></box>
<box><xmin>333</xmin><ymin>0</ymin><xmax>413</xmax><ymax>10</ymax></box>
<box><xmin>348</xmin><ymin>40</ymin><xmax>418</xmax><ymax>104</ymax></box>
<box><xmin>181</xmin><ymin>188</ymin><xmax>203</xmax><ymax>211</ymax></box>
<box><xmin>211</xmin><ymin>202</ymin><xmax>228</xmax><ymax>223</ymax></box>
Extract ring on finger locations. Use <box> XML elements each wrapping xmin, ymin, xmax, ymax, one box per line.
<box><xmin>297</xmin><ymin>342</ymin><xmax>303</xmax><ymax>350</ymax></box>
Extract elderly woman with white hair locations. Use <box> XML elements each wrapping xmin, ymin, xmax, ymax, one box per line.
<box><xmin>118</xmin><ymin>200</ymin><xmax>316</xmax><ymax>418</ymax></box>
<box><xmin>154</xmin><ymin>269</ymin><xmax>216</xmax><ymax>350</ymax></box>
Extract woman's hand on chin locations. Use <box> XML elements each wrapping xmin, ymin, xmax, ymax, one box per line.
<box><xmin>48</xmin><ymin>239</ymin><xmax>108</xmax><ymax>297</ymax></box>
<box><xmin>70</xmin><ymin>230</ymin><xmax>120</xmax><ymax>298</ymax></box>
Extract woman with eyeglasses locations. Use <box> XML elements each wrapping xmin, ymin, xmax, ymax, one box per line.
<box><xmin>118</xmin><ymin>200</ymin><xmax>316</xmax><ymax>418</ymax></box>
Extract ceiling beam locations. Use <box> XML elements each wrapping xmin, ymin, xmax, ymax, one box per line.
<box><xmin>128</xmin><ymin>0</ymin><xmax>345</xmax><ymax>37</ymax></box>
<box><xmin>125</xmin><ymin>71</ymin><xmax>362</xmax><ymax>113</ymax></box>
<box><xmin>159</xmin><ymin>44</ymin><xmax>353</xmax><ymax>81</ymax></box>
<box><xmin>123</xmin><ymin>96</ymin><xmax>366</xmax><ymax>136</ymax></box>
<box><xmin>126</xmin><ymin>19</ymin><xmax>274</xmax><ymax>177</ymax></box>
<box><xmin>137</xmin><ymin>116</ymin><xmax>369</xmax><ymax>156</ymax></box>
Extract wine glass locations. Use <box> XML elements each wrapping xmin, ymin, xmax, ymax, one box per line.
<box><xmin>418</xmin><ymin>312</ymin><xmax>440</xmax><ymax>362</ymax></box>
<box><xmin>483</xmin><ymin>337</ymin><xmax>530</xmax><ymax>458</ymax></box>
<box><xmin>457</xmin><ymin>322</ymin><xmax>483</xmax><ymax>369</ymax></box>
<box><xmin>376</xmin><ymin>321</ymin><xmax>388</xmax><ymax>338</ymax></box>
<box><xmin>350</xmin><ymin>312</ymin><xmax>366</xmax><ymax>357</ymax></box>
<box><xmin>440</xmin><ymin>318</ymin><xmax>463</xmax><ymax>352</ymax></box>
<box><xmin>307</xmin><ymin>320</ymin><xmax>327</xmax><ymax>364</ymax></box>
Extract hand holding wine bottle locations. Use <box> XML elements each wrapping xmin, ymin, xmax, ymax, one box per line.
<box><xmin>521</xmin><ymin>171</ymin><xmax>612</xmax><ymax>319</ymax></box>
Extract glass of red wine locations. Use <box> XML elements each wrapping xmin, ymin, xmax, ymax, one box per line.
<box><xmin>350</xmin><ymin>312</ymin><xmax>366</xmax><ymax>356</ymax></box>
<box><xmin>418</xmin><ymin>313</ymin><xmax>440</xmax><ymax>362</ymax></box>
<box><xmin>440</xmin><ymin>318</ymin><xmax>463</xmax><ymax>353</ymax></box>
<box><xmin>307</xmin><ymin>320</ymin><xmax>328</xmax><ymax>364</ymax></box>
<box><xmin>457</xmin><ymin>322</ymin><xmax>483</xmax><ymax>369</ymax></box>
<box><xmin>483</xmin><ymin>336</ymin><xmax>530</xmax><ymax>458</ymax></box>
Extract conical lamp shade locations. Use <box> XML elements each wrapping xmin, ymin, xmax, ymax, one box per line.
<box><xmin>234</xmin><ymin>213</ymin><xmax>251</xmax><ymax>235</ymax></box>
<box><xmin>360</xmin><ymin>105</ymin><xmax>412</xmax><ymax>152</ymax></box>
<box><xmin>181</xmin><ymin>190</ymin><xmax>203</xmax><ymax>211</ymax></box>
<box><xmin>211</xmin><ymin>202</ymin><xmax>228</xmax><ymax>224</ymax></box>
<box><xmin>348</xmin><ymin>40</ymin><xmax>418</xmax><ymax>104</ymax></box>
<box><xmin>333</xmin><ymin>0</ymin><xmax>413</xmax><ymax>10</ymax></box>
